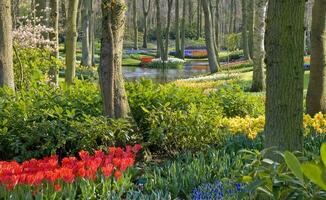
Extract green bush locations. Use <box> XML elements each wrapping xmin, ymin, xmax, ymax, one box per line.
<box><xmin>13</xmin><ymin>48</ymin><xmax>62</xmax><ymax>89</ymax></box>
<box><xmin>213</xmin><ymin>84</ymin><xmax>265</xmax><ymax>117</ymax></box>
<box><xmin>0</xmin><ymin>81</ymin><xmax>138</xmax><ymax>161</ymax></box>
<box><xmin>225</xmin><ymin>33</ymin><xmax>242</xmax><ymax>52</ymax></box>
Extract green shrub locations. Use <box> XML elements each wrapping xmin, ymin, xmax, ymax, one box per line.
<box><xmin>213</xmin><ymin>84</ymin><xmax>265</xmax><ymax>117</ymax></box>
<box><xmin>0</xmin><ymin>81</ymin><xmax>139</xmax><ymax>161</ymax></box>
<box><xmin>13</xmin><ymin>48</ymin><xmax>62</xmax><ymax>89</ymax></box>
<box><xmin>225</xmin><ymin>33</ymin><xmax>242</xmax><ymax>51</ymax></box>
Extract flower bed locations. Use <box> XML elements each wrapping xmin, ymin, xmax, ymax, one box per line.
<box><xmin>0</xmin><ymin>145</ymin><xmax>141</xmax><ymax>199</ymax></box>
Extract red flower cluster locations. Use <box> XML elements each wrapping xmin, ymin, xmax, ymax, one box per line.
<box><xmin>0</xmin><ymin>144</ymin><xmax>141</xmax><ymax>190</ymax></box>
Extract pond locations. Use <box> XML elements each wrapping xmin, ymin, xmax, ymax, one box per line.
<box><xmin>123</xmin><ymin>62</ymin><xmax>210</xmax><ymax>83</ymax></box>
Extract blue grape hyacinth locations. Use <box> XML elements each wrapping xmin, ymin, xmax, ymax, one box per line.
<box><xmin>191</xmin><ymin>180</ymin><xmax>244</xmax><ymax>200</ymax></box>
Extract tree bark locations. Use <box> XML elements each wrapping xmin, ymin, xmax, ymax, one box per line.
<box><xmin>65</xmin><ymin>0</ymin><xmax>79</xmax><ymax>85</ymax></box>
<box><xmin>132</xmin><ymin>0</ymin><xmax>138</xmax><ymax>49</ymax></box>
<box><xmin>251</xmin><ymin>0</ymin><xmax>267</xmax><ymax>92</ymax></box>
<box><xmin>163</xmin><ymin>0</ymin><xmax>173</xmax><ymax>61</ymax></box>
<box><xmin>202</xmin><ymin>0</ymin><xmax>219</xmax><ymax>73</ymax></box>
<box><xmin>49</xmin><ymin>0</ymin><xmax>59</xmax><ymax>86</ymax></box>
<box><xmin>196</xmin><ymin>0</ymin><xmax>201</xmax><ymax>39</ymax></box>
<box><xmin>0</xmin><ymin>0</ymin><xmax>15</xmax><ymax>90</ymax></box>
<box><xmin>181</xmin><ymin>0</ymin><xmax>186</xmax><ymax>59</ymax></box>
<box><xmin>265</xmin><ymin>0</ymin><xmax>305</xmax><ymax>153</ymax></box>
<box><xmin>100</xmin><ymin>0</ymin><xmax>130</xmax><ymax>118</ymax></box>
<box><xmin>142</xmin><ymin>0</ymin><xmax>151</xmax><ymax>48</ymax></box>
<box><xmin>306</xmin><ymin>0</ymin><xmax>326</xmax><ymax>115</ymax></box>
<box><xmin>81</xmin><ymin>0</ymin><xmax>92</xmax><ymax>67</ymax></box>
<box><xmin>175</xmin><ymin>0</ymin><xmax>182</xmax><ymax>58</ymax></box>
<box><xmin>155</xmin><ymin>0</ymin><xmax>164</xmax><ymax>58</ymax></box>
<box><xmin>248</xmin><ymin>0</ymin><xmax>254</xmax><ymax>58</ymax></box>
<box><xmin>241</xmin><ymin>0</ymin><xmax>251</xmax><ymax>60</ymax></box>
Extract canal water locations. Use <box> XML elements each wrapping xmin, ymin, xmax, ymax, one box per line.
<box><xmin>123</xmin><ymin>62</ymin><xmax>210</xmax><ymax>82</ymax></box>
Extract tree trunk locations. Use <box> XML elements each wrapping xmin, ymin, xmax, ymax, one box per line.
<box><xmin>251</xmin><ymin>0</ymin><xmax>267</xmax><ymax>92</ymax></box>
<box><xmin>306</xmin><ymin>0</ymin><xmax>326</xmax><ymax>115</ymax></box>
<box><xmin>248</xmin><ymin>0</ymin><xmax>254</xmax><ymax>58</ymax></box>
<box><xmin>188</xmin><ymin>0</ymin><xmax>193</xmax><ymax>25</ymax></box>
<box><xmin>89</xmin><ymin>0</ymin><xmax>95</xmax><ymax>65</ymax></box>
<box><xmin>65</xmin><ymin>0</ymin><xmax>79</xmax><ymax>85</ymax></box>
<box><xmin>229</xmin><ymin>0</ymin><xmax>234</xmax><ymax>33</ymax></box>
<box><xmin>181</xmin><ymin>0</ymin><xmax>186</xmax><ymax>59</ymax></box>
<box><xmin>142</xmin><ymin>0</ymin><xmax>151</xmax><ymax>48</ymax></box>
<box><xmin>132</xmin><ymin>0</ymin><xmax>138</xmax><ymax>49</ymax></box>
<box><xmin>265</xmin><ymin>0</ymin><xmax>305</xmax><ymax>153</ymax></box>
<box><xmin>100</xmin><ymin>0</ymin><xmax>130</xmax><ymax>118</ymax></box>
<box><xmin>0</xmin><ymin>0</ymin><xmax>15</xmax><ymax>90</ymax></box>
<box><xmin>196</xmin><ymin>0</ymin><xmax>201</xmax><ymax>39</ymax></box>
<box><xmin>214</xmin><ymin>0</ymin><xmax>220</xmax><ymax>59</ymax></box>
<box><xmin>163</xmin><ymin>0</ymin><xmax>173</xmax><ymax>61</ymax></box>
<box><xmin>202</xmin><ymin>0</ymin><xmax>219</xmax><ymax>73</ymax></box>
<box><xmin>175</xmin><ymin>0</ymin><xmax>181</xmax><ymax>57</ymax></box>
<box><xmin>241</xmin><ymin>0</ymin><xmax>251</xmax><ymax>60</ymax></box>
<box><xmin>81</xmin><ymin>0</ymin><xmax>92</xmax><ymax>67</ymax></box>
<box><xmin>49</xmin><ymin>0</ymin><xmax>59</xmax><ymax>86</ymax></box>
<box><xmin>155</xmin><ymin>0</ymin><xmax>164</xmax><ymax>58</ymax></box>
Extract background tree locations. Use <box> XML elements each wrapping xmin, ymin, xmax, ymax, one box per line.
<box><xmin>142</xmin><ymin>0</ymin><xmax>151</xmax><ymax>48</ymax></box>
<box><xmin>247</xmin><ymin>0</ymin><xmax>254</xmax><ymax>58</ymax></box>
<box><xmin>180</xmin><ymin>0</ymin><xmax>186</xmax><ymax>59</ymax></box>
<box><xmin>306</xmin><ymin>0</ymin><xmax>326</xmax><ymax>115</ymax></box>
<box><xmin>0</xmin><ymin>0</ymin><xmax>15</xmax><ymax>90</ymax></box>
<box><xmin>241</xmin><ymin>0</ymin><xmax>250</xmax><ymax>60</ymax></box>
<box><xmin>81</xmin><ymin>0</ymin><xmax>92</xmax><ymax>67</ymax></box>
<box><xmin>65</xmin><ymin>0</ymin><xmax>79</xmax><ymax>85</ymax></box>
<box><xmin>163</xmin><ymin>0</ymin><xmax>173</xmax><ymax>61</ymax></box>
<box><xmin>100</xmin><ymin>0</ymin><xmax>130</xmax><ymax>118</ymax></box>
<box><xmin>264</xmin><ymin>0</ymin><xmax>305</xmax><ymax>153</ymax></box>
<box><xmin>49</xmin><ymin>0</ymin><xmax>59</xmax><ymax>85</ymax></box>
<box><xmin>155</xmin><ymin>0</ymin><xmax>164</xmax><ymax>58</ymax></box>
<box><xmin>132</xmin><ymin>0</ymin><xmax>138</xmax><ymax>49</ymax></box>
<box><xmin>175</xmin><ymin>0</ymin><xmax>181</xmax><ymax>57</ymax></box>
<box><xmin>202</xmin><ymin>0</ymin><xmax>219</xmax><ymax>73</ymax></box>
<box><xmin>251</xmin><ymin>0</ymin><xmax>267</xmax><ymax>92</ymax></box>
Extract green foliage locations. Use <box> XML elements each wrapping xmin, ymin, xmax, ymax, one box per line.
<box><xmin>135</xmin><ymin>149</ymin><xmax>247</xmax><ymax>199</ymax></box>
<box><xmin>213</xmin><ymin>84</ymin><xmax>265</xmax><ymax>117</ymax></box>
<box><xmin>241</xmin><ymin>144</ymin><xmax>326</xmax><ymax>199</ymax></box>
<box><xmin>13</xmin><ymin>48</ymin><xmax>62</xmax><ymax>89</ymax></box>
<box><xmin>126</xmin><ymin>80</ymin><xmax>264</xmax><ymax>154</ymax></box>
<box><xmin>0</xmin><ymin>81</ymin><xmax>138</xmax><ymax>161</ymax></box>
<box><xmin>225</xmin><ymin>33</ymin><xmax>242</xmax><ymax>52</ymax></box>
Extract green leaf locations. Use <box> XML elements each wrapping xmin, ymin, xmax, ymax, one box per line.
<box><xmin>320</xmin><ymin>143</ymin><xmax>326</xmax><ymax>167</ymax></box>
<box><xmin>302</xmin><ymin>162</ymin><xmax>326</xmax><ymax>190</ymax></box>
<box><xmin>141</xmin><ymin>106</ymin><xmax>150</xmax><ymax>113</ymax></box>
<box><xmin>284</xmin><ymin>151</ymin><xmax>304</xmax><ymax>183</ymax></box>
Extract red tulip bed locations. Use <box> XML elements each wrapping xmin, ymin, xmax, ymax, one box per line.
<box><xmin>0</xmin><ymin>144</ymin><xmax>141</xmax><ymax>199</ymax></box>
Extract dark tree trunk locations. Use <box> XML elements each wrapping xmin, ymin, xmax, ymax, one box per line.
<box><xmin>142</xmin><ymin>0</ymin><xmax>151</xmax><ymax>48</ymax></box>
<box><xmin>49</xmin><ymin>0</ymin><xmax>59</xmax><ymax>86</ymax></box>
<box><xmin>264</xmin><ymin>0</ymin><xmax>305</xmax><ymax>154</ymax></box>
<box><xmin>100</xmin><ymin>0</ymin><xmax>130</xmax><ymax>118</ymax></box>
<box><xmin>0</xmin><ymin>0</ymin><xmax>15</xmax><ymax>90</ymax></box>
<box><xmin>306</xmin><ymin>0</ymin><xmax>326</xmax><ymax>115</ymax></box>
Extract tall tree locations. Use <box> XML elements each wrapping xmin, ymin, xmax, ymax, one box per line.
<box><xmin>132</xmin><ymin>0</ymin><xmax>138</xmax><ymax>49</ymax></box>
<box><xmin>49</xmin><ymin>0</ymin><xmax>59</xmax><ymax>85</ymax></box>
<box><xmin>265</xmin><ymin>0</ymin><xmax>305</xmax><ymax>153</ymax></box>
<box><xmin>175</xmin><ymin>0</ymin><xmax>181</xmax><ymax>57</ymax></box>
<box><xmin>196</xmin><ymin>0</ymin><xmax>201</xmax><ymax>39</ymax></box>
<box><xmin>241</xmin><ymin>0</ymin><xmax>251</xmax><ymax>60</ymax></box>
<box><xmin>155</xmin><ymin>0</ymin><xmax>164</xmax><ymax>58</ymax></box>
<box><xmin>0</xmin><ymin>0</ymin><xmax>15</xmax><ymax>90</ymax></box>
<box><xmin>180</xmin><ymin>0</ymin><xmax>186</xmax><ymax>59</ymax></box>
<box><xmin>142</xmin><ymin>0</ymin><xmax>151</xmax><ymax>48</ymax></box>
<box><xmin>202</xmin><ymin>0</ymin><xmax>219</xmax><ymax>73</ymax></box>
<box><xmin>251</xmin><ymin>0</ymin><xmax>267</xmax><ymax>92</ymax></box>
<box><xmin>247</xmin><ymin>0</ymin><xmax>254</xmax><ymax>58</ymax></box>
<box><xmin>306</xmin><ymin>0</ymin><xmax>326</xmax><ymax>115</ymax></box>
<box><xmin>100</xmin><ymin>0</ymin><xmax>130</xmax><ymax>118</ymax></box>
<box><xmin>163</xmin><ymin>0</ymin><xmax>173</xmax><ymax>61</ymax></box>
<box><xmin>81</xmin><ymin>0</ymin><xmax>92</xmax><ymax>67</ymax></box>
<box><xmin>65</xmin><ymin>0</ymin><xmax>79</xmax><ymax>85</ymax></box>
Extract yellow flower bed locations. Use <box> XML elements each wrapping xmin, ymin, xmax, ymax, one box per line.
<box><xmin>224</xmin><ymin>113</ymin><xmax>326</xmax><ymax>139</ymax></box>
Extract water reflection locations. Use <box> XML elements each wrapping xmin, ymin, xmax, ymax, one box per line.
<box><xmin>123</xmin><ymin>62</ymin><xmax>209</xmax><ymax>83</ymax></box>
